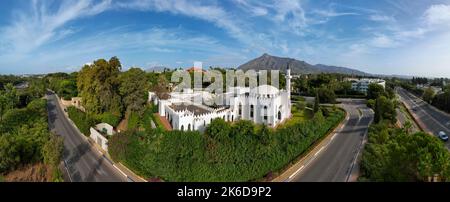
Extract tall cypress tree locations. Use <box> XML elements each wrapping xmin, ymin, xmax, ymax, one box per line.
<box><xmin>374</xmin><ymin>97</ymin><xmax>382</xmax><ymax>123</ymax></box>
<box><xmin>314</xmin><ymin>91</ymin><xmax>320</xmax><ymax>113</ymax></box>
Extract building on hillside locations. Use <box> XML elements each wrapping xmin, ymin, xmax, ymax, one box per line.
<box><xmin>345</xmin><ymin>78</ymin><xmax>386</xmax><ymax>94</ymax></box>
<box><xmin>61</xmin><ymin>97</ymin><xmax>86</xmax><ymax>112</ymax></box>
<box><xmin>149</xmin><ymin>66</ymin><xmax>293</xmax><ymax>131</ymax></box>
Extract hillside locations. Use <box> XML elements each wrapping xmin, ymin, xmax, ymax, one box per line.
<box><xmin>238</xmin><ymin>53</ymin><xmax>368</xmax><ymax>75</ymax></box>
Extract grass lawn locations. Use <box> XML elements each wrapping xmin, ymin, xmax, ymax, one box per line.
<box><xmin>282</xmin><ymin>105</ymin><xmax>314</xmax><ymax>128</ymax></box>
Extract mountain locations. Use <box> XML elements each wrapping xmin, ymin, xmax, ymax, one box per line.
<box><xmin>146</xmin><ymin>66</ymin><xmax>171</xmax><ymax>73</ymax></box>
<box><xmin>238</xmin><ymin>53</ymin><xmax>369</xmax><ymax>75</ymax></box>
<box><xmin>314</xmin><ymin>64</ymin><xmax>368</xmax><ymax>76</ymax></box>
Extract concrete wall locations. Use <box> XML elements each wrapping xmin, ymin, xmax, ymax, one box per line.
<box><xmin>90</xmin><ymin>128</ymin><xmax>109</xmax><ymax>151</ymax></box>
<box><xmin>61</xmin><ymin>97</ymin><xmax>86</xmax><ymax>112</ymax></box>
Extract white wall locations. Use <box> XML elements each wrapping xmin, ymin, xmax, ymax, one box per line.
<box><xmin>90</xmin><ymin>128</ymin><xmax>109</xmax><ymax>151</ymax></box>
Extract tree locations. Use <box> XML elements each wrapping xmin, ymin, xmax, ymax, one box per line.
<box><xmin>422</xmin><ymin>87</ymin><xmax>435</xmax><ymax>104</ymax></box>
<box><xmin>152</xmin><ymin>74</ymin><xmax>170</xmax><ymax>99</ymax></box>
<box><xmin>313</xmin><ymin>91</ymin><xmax>320</xmax><ymax>113</ymax></box>
<box><xmin>119</xmin><ymin>68</ymin><xmax>149</xmax><ymax>115</ymax></box>
<box><xmin>367</xmin><ymin>83</ymin><xmax>385</xmax><ymax>99</ymax></box>
<box><xmin>296</xmin><ymin>101</ymin><xmax>306</xmax><ymax>111</ymax></box>
<box><xmin>0</xmin><ymin>94</ymin><xmax>6</xmax><ymax>122</ymax></box>
<box><xmin>42</xmin><ymin>135</ymin><xmax>64</xmax><ymax>168</ymax></box>
<box><xmin>318</xmin><ymin>87</ymin><xmax>336</xmax><ymax>103</ymax></box>
<box><xmin>367</xmin><ymin>99</ymin><xmax>376</xmax><ymax>110</ymax></box>
<box><xmin>77</xmin><ymin>57</ymin><xmax>123</xmax><ymax>116</ymax></box>
<box><xmin>374</xmin><ymin>96</ymin><xmax>396</xmax><ymax>124</ymax></box>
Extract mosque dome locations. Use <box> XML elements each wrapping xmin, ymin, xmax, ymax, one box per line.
<box><xmin>250</xmin><ymin>85</ymin><xmax>280</xmax><ymax>97</ymax></box>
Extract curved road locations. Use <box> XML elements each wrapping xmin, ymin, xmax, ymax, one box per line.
<box><xmin>290</xmin><ymin>99</ymin><xmax>373</xmax><ymax>182</ymax></box>
<box><xmin>46</xmin><ymin>92</ymin><xmax>126</xmax><ymax>182</ymax></box>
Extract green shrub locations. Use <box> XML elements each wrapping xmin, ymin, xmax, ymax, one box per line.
<box><xmin>127</xmin><ymin>112</ymin><xmax>139</xmax><ymax>130</ymax></box>
<box><xmin>100</xmin><ymin>112</ymin><xmax>121</xmax><ymax>127</ymax></box>
<box><xmin>0</xmin><ymin>99</ymin><xmax>52</xmax><ymax>174</ymax></box>
<box><xmin>361</xmin><ymin>122</ymin><xmax>450</xmax><ymax>182</ymax></box>
<box><xmin>67</xmin><ymin>107</ymin><xmax>94</xmax><ymax>135</ymax></box>
<box><xmin>110</xmin><ymin>108</ymin><xmax>345</xmax><ymax>182</ymax></box>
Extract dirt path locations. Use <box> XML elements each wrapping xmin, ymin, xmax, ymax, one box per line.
<box><xmin>117</xmin><ymin>113</ymin><xmax>129</xmax><ymax>132</ymax></box>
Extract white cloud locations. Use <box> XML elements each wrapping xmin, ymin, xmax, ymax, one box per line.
<box><xmin>369</xmin><ymin>14</ymin><xmax>395</xmax><ymax>23</ymax></box>
<box><xmin>0</xmin><ymin>0</ymin><xmax>113</xmax><ymax>55</ymax></box>
<box><xmin>370</xmin><ymin>34</ymin><xmax>398</xmax><ymax>48</ymax></box>
<box><xmin>424</xmin><ymin>4</ymin><xmax>450</xmax><ymax>25</ymax></box>
<box><xmin>233</xmin><ymin>0</ymin><xmax>268</xmax><ymax>16</ymax></box>
<box><xmin>314</xmin><ymin>9</ymin><xmax>358</xmax><ymax>18</ymax></box>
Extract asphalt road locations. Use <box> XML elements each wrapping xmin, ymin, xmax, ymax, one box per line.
<box><xmin>291</xmin><ymin>99</ymin><xmax>374</xmax><ymax>182</ymax></box>
<box><xmin>397</xmin><ymin>88</ymin><xmax>450</xmax><ymax>149</ymax></box>
<box><xmin>46</xmin><ymin>92</ymin><xmax>126</xmax><ymax>182</ymax></box>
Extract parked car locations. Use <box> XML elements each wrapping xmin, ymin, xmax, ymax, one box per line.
<box><xmin>438</xmin><ymin>131</ymin><xmax>449</xmax><ymax>142</ymax></box>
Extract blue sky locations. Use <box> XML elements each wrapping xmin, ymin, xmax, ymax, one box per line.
<box><xmin>1</xmin><ymin>0</ymin><xmax>450</xmax><ymax>77</ymax></box>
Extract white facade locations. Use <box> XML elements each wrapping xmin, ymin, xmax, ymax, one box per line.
<box><xmin>89</xmin><ymin>123</ymin><xmax>115</xmax><ymax>151</ymax></box>
<box><xmin>346</xmin><ymin>78</ymin><xmax>386</xmax><ymax>94</ymax></box>
<box><xmin>150</xmin><ymin>68</ymin><xmax>292</xmax><ymax>131</ymax></box>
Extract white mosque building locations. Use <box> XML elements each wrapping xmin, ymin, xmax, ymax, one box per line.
<box><xmin>149</xmin><ymin>66</ymin><xmax>292</xmax><ymax>132</ymax></box>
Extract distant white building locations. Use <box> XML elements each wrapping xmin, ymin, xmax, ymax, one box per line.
<box><xmin>149</xmin><ymin>67</ymin><xmax>293</xmax><ymax>131</ymax></box>
<box><xmin>346</xmin><ymin>78</ymin><xmax>386</xmax><ymax>94</ymax></box>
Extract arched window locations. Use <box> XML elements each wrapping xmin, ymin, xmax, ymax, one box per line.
<box><xmin>188</xmin><ymin>124</ymin><xmax>191</xmax><ymax>131</ymax></box>
<box><xmin>204</xmin><ymin>120</ymin><xmax>206</xmax><ymax>126</ymax></box>
<box><xmin>223</xmin><ymin>115</ymin><xmax>225</xmax><ymax>120</ymax></box>
<box><xmin>250</xmin><ymin>105</ymin><xmax>254</xmax><ymax>118</ymax></box>
<box><xmin>232</xmin><ymin>115</ymin><xmax>234</xmax><ymax>122</ymax></box>
<box><xmin>278</xmin><ymin>111</ymin><xmax>282</xmax><ymax>120</ymax></box>
<box><xmin>264</xmin><ymin>106</ymin><xmax>268</xmax><ymax>121</ymax></box>
<box><xmin>181</xmin><ymin>125</ymin><xmax>184</xmax><ymax>131</ymax></box>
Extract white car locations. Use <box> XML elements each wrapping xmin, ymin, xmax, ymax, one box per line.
<box><xmin>438</xmin><ymin>131</ymin><xmax>449</xmax><ymax>142</ymax></box>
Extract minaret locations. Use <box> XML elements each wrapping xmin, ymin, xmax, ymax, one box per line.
<box><xmin>286</xmin><ymin>63</ymin><xmax>292</xmax><ymax>117</ymax></box>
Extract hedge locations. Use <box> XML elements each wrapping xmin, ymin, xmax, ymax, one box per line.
<box><xmin>67</xmin><ymin>106</ymin><xmax>94</xmax><ymax>135</ymax></box>
<box><xmin>109</xmin><ymin>107</ymin><xmax>345</xmax><ymax>182</ymax></box>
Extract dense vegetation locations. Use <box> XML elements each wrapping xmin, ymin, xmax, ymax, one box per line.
<box><xmin>397</xmin><ymin>77</ymin><xmax>450</xmax><ymax>113</ymax></box>
<box><xmin>0</xmin><ymin>88</ymin><xmax>63</xmax><ymax>181</ymax></box>
<box><xmin>67</xmin><ymin>106</ymin><xmax>95</xmax><ymax>135</ymax></box>
<box><xmin>293</xmin><ymin>73</ymin><xmax>365</xmax><ymax>101</ymax></box>
<box><xmin>45</xmin><ymin>72</ymin><xmax>78</xmax><ymax>100</ymax></box>
<box><xmin>360</xmin><ymin>121</ymin><xmax>450</xmax><ymax>182</ymax></box>
<box><xmin>109</xmin><ymin>107</ymin><xmax>344</xmax><ymax>182</ymax></box>
<box><xmin>431</xmin><ymin>85</ymin><xmax>450</xmax><ymax>113</ymax></box>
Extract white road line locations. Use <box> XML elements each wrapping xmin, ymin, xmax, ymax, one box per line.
<box><xmin>64</xmin><ymin>160</ymin><xmax>73</xmax><ymax>182</ymax></box>
<box><xmin>315</xmin><ymin>146</ymin><xmax>325</xmax><ymax>157</ymax></box>
<box><xmin>113</xmin><ymin>164</ymin><xmax>128</xmax><ymax>178</ymax></box>
<box><xmin>331</xmin><ymin>133</ymin><xmax>338</xmax><ymax>140</ymax></box>
<box><xmin>289</xmin><ymin>165</ymin><xmax>305</xmax><ymax>179</ymax></box>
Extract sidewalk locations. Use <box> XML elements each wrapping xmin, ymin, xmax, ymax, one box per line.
<box><xmin>272</xmin><ymin>108</ymin><xmax>350</xmax><ymax>182</ymax></box>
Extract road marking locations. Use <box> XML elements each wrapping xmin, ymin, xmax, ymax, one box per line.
<box><xmin>401</xmin><ymin>90</ymin><xmax>450</xmax><ymax>132</ymax></box>
<box><xmin>113</xmin><ymin>164</ymin><xmax>128</xmax><ymax>178</ymax></box>
<box><xmin>64</xmin><ymin>160</ymin><xmax>73</xmax><ymax>182</ymax></box>
<box><xmin>289</xmin><ymin>165</ymin><xmax>305</xmax><ymax>179</ymax></box>
<box><xmin>315</xmin><ymin>146</ymin><xmax>325</xmax><ymax>157</ymax></box>
<box><xmin>331</xmin><ymin>133</ymin><xmax>338</xmax><ymax>140</ymax></box>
